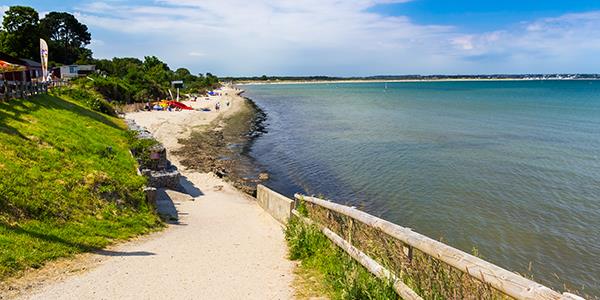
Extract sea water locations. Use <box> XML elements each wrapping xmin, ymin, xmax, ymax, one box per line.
<box><xmin>243</xmin><ymin>80</ymin><xmax>600</xmax><ymax>296</ymax></box>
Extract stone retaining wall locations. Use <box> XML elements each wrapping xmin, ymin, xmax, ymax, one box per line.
<box><xmin>126</xmin><ymin>119</ymin><xmax>181</xmax><ymax>191</ymax></box>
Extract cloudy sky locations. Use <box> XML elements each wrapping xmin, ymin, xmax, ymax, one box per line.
<box><xmin>2</xmin><ymin>0</ymin><xmax>600</xmax><ymax>76</ymax></box>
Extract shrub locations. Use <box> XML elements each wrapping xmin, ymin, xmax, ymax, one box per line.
<box><xmin>51</xmin><ymin>87</ymin><xmax>116</xmax><ymax>116</ymax></box>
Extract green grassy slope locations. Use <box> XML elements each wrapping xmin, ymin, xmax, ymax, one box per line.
<box><xmin>0</xmin><ymin>94</ymin><xmax>161</xmax><ymax>278</ymax></box>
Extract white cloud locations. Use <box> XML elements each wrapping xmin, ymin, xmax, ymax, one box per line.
<box><xmin>451</xmin><ymin>11</ymin><xmax>600</xmax><ymax>73</ymax></box>
<box><xmin>72</xmin><ymin>1</ymin><xmax>600</xmax><ymax>75</ymax></box>
<box><xmin>0</xmin><ymin>6</ymin><xmax>8</xmax><ymax>24</ymax></box>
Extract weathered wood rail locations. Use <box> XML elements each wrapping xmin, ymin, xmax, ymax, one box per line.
<box><xmin>294</xmin><ymin>193</ymin><xmax>585</xmax><ymax>300</ymax></box>
<box><xmin>253</xmin><ymin>185</ymin><xmax>586</xmax><ymax>300</ymax></box>
<box><xmin>0</xmin><ymin>80</ymin><xmax>67</xmax><ymax>101</ymax></box>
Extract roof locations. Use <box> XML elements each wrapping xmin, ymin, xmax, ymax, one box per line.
<box><xmin>19</xmin><ymin>58</ymin><xmax>42</xmax><ymax>68</ymax></box>
<box><xmin>0</xmin><ymin>51</ymin><xmax>24</xmax><ymax>65</ymax></box>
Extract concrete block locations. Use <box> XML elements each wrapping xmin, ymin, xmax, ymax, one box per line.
<box><xmin>256</xmin><ymin>185</ymin><xmax>294</xmax><ymax>224</ymax></box>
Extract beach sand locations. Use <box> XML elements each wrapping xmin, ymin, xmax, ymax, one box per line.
<box><xmin>8</xmin><ymin>86</ymin><xmax>295</xmax><ymax>300</ymax></box>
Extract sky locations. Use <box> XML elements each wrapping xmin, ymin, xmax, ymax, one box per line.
<box><xmin>2</xmin><ymin>0</ymin><xmax>600</xmax><ymax>76</ymax></box>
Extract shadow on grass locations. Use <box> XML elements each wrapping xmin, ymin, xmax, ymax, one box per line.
<box><xmin>0</xmin><ymin>94</ymin><xmax>122</xmax><ymax>140</ymax></box>
<box><xmin>94</xmin><ymin>250</ymin><xmax>155</xmax><ymax>257</ymax></box>
<box><xmin>1</xmin><ymin>223</ymin><xmax>155</xmax><ymax>257</ymax></box>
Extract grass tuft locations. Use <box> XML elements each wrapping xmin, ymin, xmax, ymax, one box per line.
<box><xmin>285</xmin><ymin>216</ymin><xmax>398</xmax><ymax>300</ymax></box>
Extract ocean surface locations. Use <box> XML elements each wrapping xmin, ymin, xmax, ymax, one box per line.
<box><xmin>242</xmin><ymin>80</ymin><xmax>600</xmax><ymax>296</ymax></box>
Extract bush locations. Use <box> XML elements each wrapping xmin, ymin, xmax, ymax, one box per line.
<box><xmin>51</xmin><ymin>87</ymin><xmax>116</xmax><ymax>116</ymax></box>
<box><xmin>127</xmin><ymin>132</ymin><xmax>159</xmax><ymax>169</ymax></box>
<box><xmin>88</xmin><ymin>76</ymin><xmax>133</xmax><ymax>103</ymax></box>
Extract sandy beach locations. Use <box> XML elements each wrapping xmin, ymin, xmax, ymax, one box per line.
<box><xmin>7</xmin><ymin>86</ymin><xmax>295</xmax><ymax>300</ymax></box>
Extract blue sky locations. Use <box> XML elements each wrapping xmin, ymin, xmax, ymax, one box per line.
<box><xmin>2</xmin><ymin>0</ymin><xmax>600</xmax><ymax>76</ymax></box>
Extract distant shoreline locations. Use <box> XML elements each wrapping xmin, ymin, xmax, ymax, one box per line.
<box><xmin>236</xmin><ymin>78</ymin><xmax>599</xmax><ymax>85</ymax></box>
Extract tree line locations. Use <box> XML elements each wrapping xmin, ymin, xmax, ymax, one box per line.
<box><xmin>0</xmin><ymin>6</ymin><xmax>220</xmax><ymax>103</ymax></box>
<box><xmin>0</xmin><ymin>6</ymin><xmax>91</xmax><ymax>65</ymax></box>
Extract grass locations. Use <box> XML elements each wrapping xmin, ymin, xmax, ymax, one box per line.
<box><xmin>297</xmin><ymin>199</ymin><xmax>512</xmax><ymax>300</ymax></box>
<box><xmin>285</xmin><ymin>215</ymin><xmax>398</xmax><ymax>300</ymax></box>
<box><xmin>0</xmin><ymin>93</ymin><xmax>162</xmax><ymax>279</ymax></box>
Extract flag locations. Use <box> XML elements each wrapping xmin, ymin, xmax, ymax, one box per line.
<box><xmin>40</xmin><ymin>38</ymin><xmax>49</xmax><ymax>80</ymax></box>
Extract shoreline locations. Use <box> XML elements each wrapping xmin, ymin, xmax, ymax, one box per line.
<box><xmin>174</xmin><ymin>95</ymin><xmax>268</xmax><ymax>195</ymax></box>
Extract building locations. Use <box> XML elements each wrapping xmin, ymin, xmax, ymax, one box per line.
<box><xmin>19</xmin><ymin>59</ymin><xmax>43</xmax><ymax>82</ymax></box>
<box><xmin>58</xmin><ymin>65</ymin><xmax>96</xmax><ymax>79</ymax></box>
<box><xmin>0</xmin><ymin>52</ymin><xmax>41</xmax><ymax>82</ymax></box>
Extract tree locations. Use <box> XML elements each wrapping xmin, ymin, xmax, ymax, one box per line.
<box><xmin>142</xmin><ymin>56</ymin><xmax>170</xmax><ymax>72</ymax></box>
<box><xmin>175</xmin><ymin>67</ymin><xmax>191</xmax><ymax>78</ymax></box>
<box><xmin>0</xmin><ymin>6</ymin><xmax>40</xmax><ymax>59</ymax></box>
<box><xmin>39</xmin><ymin>12</ymin><xmax>91</xmax><ymax>64</ymax></box>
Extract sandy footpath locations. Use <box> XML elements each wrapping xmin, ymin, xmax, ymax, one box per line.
<box><xmin>11</xmin><ymin>86</ymin><xmax>295</xmax><ymax>300</ymax></box>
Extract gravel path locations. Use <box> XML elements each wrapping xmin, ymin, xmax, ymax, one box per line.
<box><xmin>14</xmin><ymin>87</ymin><xmax>295</xmax><ymax>300</ymax></box>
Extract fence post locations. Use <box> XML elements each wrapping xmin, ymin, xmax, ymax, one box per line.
<box><xmin>403</xmin><ymin>245</ymin><xmax>413</xmax><ymax>263</ymax></box>
<box><xmin>348</xmin><ymin>218</ymin><xmax>354</xmax><ymax>245</ymax></box>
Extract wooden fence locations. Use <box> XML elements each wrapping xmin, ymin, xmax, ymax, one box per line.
<box><xmin>288</xmin><ymin>193</ymin><xmax>586</xmax><ymax>300</ymax></box>
<box><xmin>0</xmin><ymin>80</ymin><xmax>68</xmax><ymax>101</ymax></box>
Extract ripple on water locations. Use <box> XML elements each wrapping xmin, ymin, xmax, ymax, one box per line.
<box><xmin>244</xmin><ymin>81</ymin><xmax>600</xmax><ymax>296</ymax></box>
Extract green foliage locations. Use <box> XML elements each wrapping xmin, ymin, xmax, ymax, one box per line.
<box><xmin>0</xmin><ymin>94</ymin><xmax>161</xmax><ymax>278</ymax></box>
<box><xmin>88</xmin><ymin>56</ymin><xmax>220</xmax><ymax>103</ymax></box>
<box><xmin>285</xmin><ymin>217</ymin><xmax>398</xmax><ymax>300</ymax></box>
<box><xmin>128</xmin><ymin>133</ymin><xmax>159</xmax><ymax>168</ymax></box>
<box><xmin>0</xmin><ymin>6</ymin><xmax>219</xmax><ymax>101</ymax></box>
<box><xmin>39</xmin><ymin>12</ymin><xmax>92</xmax><ymax>65</ymax></box>
<box><xmin>50</xmin><ymin>86</ymin><xmax>116</xmax><ymax>116</ymax></box>
<box><xmin>0</xmin><ymin>6</ymin><xmax>40</xmax><ymax>60</ymax></box>
<box><xmin>0</xmin><ymin>6</ymin><xmax>91</xmax><ymax>64</ymax></box>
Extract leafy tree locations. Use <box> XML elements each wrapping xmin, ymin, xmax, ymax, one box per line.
<box><xmin>175</xmin><ymin>67</ymin><xmax>191</xmax><ymax>79</ymax></box>
<box><xmin>39</xmin><ymin>12</ymin><xmax>91</xmax><ymax>65</ymax></box>
<box><xmin>142</xmin><ymin>56</ymin><xmax>169</xmax><ymax>72</ymax></box>
<box><xmin>0</xmin><ymin>6</ymin><xmax>40</xmax><ymax>59</ymax></box>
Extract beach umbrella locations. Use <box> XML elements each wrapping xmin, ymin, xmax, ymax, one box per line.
<box><xmin>0</xmin><ymin>60</ymin><xmax>27</xmax><ymax>73</ymax></box>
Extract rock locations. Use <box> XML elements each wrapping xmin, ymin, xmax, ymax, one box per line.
<box><xmin>258</xmin><ymin>172</ymin><xmax>269</xmax><ymax>180</ymax></box>
<box><xmin>215</xmin><ymin>169</ymin><xmax>226</xmax><ymax>178</ymax></box>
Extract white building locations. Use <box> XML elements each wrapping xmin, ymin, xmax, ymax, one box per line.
<box><xmin>59</xmin><ymin>65</ymin><xmax>96</xmax><ymax>79</ymax></box>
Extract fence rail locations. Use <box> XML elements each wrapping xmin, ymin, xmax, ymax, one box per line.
<box><xmin>0</xmin><ymin>80</ymin><xmax>68</xmax><ymax>101</ymax></box>
<box><xmin>281</xmin><ymin>191</ymin><xmax>586</xmax><ymax>300</ymax></box>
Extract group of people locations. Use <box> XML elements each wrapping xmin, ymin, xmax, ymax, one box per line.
<box><xmin>214</xmin><ymin>100</ymin><xmax>230</xmax><ymax>111</ymax></box>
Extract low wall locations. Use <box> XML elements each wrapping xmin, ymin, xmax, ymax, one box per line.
<box><xmin>256</xmin><ymin>185</ymin><xmax>293</xmax><ymax>224</ymax></box>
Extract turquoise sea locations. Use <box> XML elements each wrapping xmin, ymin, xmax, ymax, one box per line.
<box><xmin>243</xmin><ymin>80</ymin><xmax>600</xmax><ymax>296</ymax></box>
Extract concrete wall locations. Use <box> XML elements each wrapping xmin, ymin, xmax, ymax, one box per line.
<box><xmin>256</xmin><ymin>185</ymin><xmax>294</xmax><ymax>224</ymax></box>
